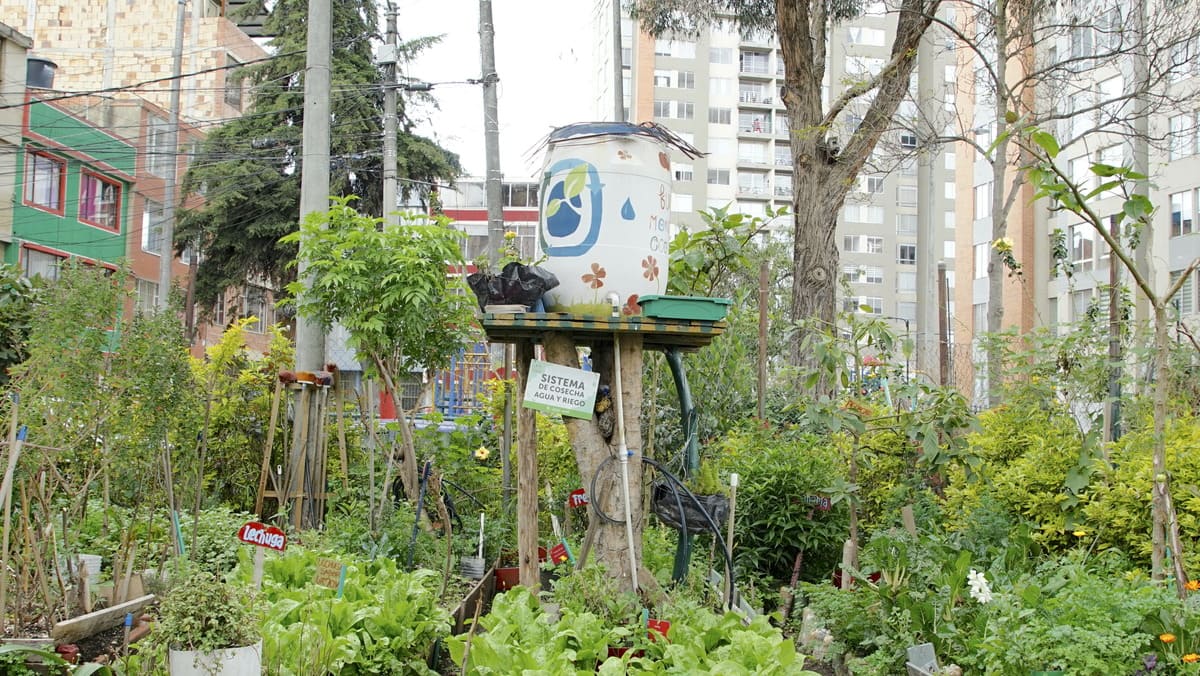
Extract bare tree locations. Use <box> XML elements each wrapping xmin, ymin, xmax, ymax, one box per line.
<box><xmin>920</xmin><ymin>0</ymin><xmax>1200</xmax><ymax>404</ymax></box>
<box><xmin>630</xmin><ymin>0</ymin><xmax>945</xmax><ymax>378</ymax></box>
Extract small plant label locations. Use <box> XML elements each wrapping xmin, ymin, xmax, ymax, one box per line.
<box><xmin>314</xmin><ymin>557</ymin><xmax>347</xmax><ymax>596</ymax></box>
<box><xmin>522</xmin><ymin>359</ymin><xmax>600</xmax><ymax>419</ymax></box>
<box><xmin>237</xmin><ymin>521</ymin><xmax>287</xmax><ymax>551</ymax></box>
<box><xmin>568</xmin><ymin>488</ymin><xmax>589</xmax><ymax>508</ymax></box>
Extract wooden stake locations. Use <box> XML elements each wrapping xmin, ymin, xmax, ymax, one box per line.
<box><xmin>724</xmin><ymin>473</ymin><xmax>739</xmax><ymax>609</ymax></box>
<box><xmin>252</xmin><ymin>547</ymin><xmax>266</xmax><ymax>590</ymax></box>
<box><xmin>515</xmin><ymin>340</ymin><xmax>539</xmax><ymax>591</ymax></box>
<box><xmin>0</xmin><ymin>393</ymin><xmax>20</xmax><ymax>633</ymax></box>
<box><xmin>335</xmin><ymin>377</ymin><xmax>349</xmax><ymax>491</ymax></box>
<box><xmin>255</xmin><ymin>379</ymin><xmax>285</xmax><ymax>517</ymax></box>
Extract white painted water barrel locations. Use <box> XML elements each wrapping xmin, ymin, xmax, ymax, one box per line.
<box><xmin>537</xmin><ymin>123</ymin><xmax>673</xmax><ymax>315</ymax></box>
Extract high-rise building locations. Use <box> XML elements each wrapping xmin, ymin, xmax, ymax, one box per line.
<box><xmin>597</xmin><ymin>4</ymin><xmax>961</xmax><ymax>379</ymax></box>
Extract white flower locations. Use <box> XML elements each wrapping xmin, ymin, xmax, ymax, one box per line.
<box><xmin>967</xmin><ymin>568</ymin><xmax>993</xmax><ymax>604</ymax></box>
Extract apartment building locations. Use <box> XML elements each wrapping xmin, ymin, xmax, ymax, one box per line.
<box><xmin>596</xmin><ymin>3</ymin><xmax>961</xmax><ymax>378</ymax></box>
<box><xmin>952</xmin><ymin>0</ymin><xmax>1200</xmax><ymax>404</ymax></box>
<box><xmin>0</xmin><ymin>23</ymin><xmax>32</xmax><ymax>258</ymax></box>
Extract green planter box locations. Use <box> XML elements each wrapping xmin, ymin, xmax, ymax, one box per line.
<box><xmin>637</xmin><ymin>295</ymin><xmax>732</xmax><ymax>321</ymax></box>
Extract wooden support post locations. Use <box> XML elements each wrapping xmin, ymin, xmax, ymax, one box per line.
<box><xmin>515</xmin><ymin>340</ymin><xmax>539</xmax><ymax>590</ymax></box>
<box><xmin>335</xmin><ymin>377</ymin><xmax>350</xmax><ymax>491</ymax></box>
<box><xmin>255</xmin><ymin>379</ymin><xmax>284</xmax><ymax>516</ymax></box>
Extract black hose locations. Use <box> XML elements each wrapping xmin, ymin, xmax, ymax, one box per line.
<box><xmin>586</xmin><ymin>455</ymin><xmax>737</xmax><ymax>602</ymax></box>
<box><xmin>441</xmin><ymin>478</ymin><xmax>488</xmax><ymax>512</ymax></box>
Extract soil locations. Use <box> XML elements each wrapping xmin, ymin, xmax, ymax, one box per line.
<box><xmin>804</xmin><ymin>659</ymin><xmax>838</xmax><ymax>676</ymax></box>
<box><xmin>74</xmin><ymin>623</ymin><xmax>127</xmax><ymax>664</ymax></box>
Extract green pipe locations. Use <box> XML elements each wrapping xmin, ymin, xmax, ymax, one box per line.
<box><xmin>664</xmin><ymin>347</ymin><xmax>698</xmax><ymax>583</ymax></box>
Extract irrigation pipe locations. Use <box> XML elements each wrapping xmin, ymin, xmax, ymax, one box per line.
<box><xmin>609</xmin><ymin>294</ymin><xmax>639</xmax><ymax>594</ymax></box>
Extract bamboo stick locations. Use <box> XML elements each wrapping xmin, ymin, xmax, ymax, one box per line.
<box><xmin>255</xmin><ymin>379</ymin><xmax>284</xmax><ymax>517</ymax></box>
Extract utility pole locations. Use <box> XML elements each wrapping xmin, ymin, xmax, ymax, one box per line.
<box><xmin>914</xmin><ymin>20</ymin><xmax>938</xmax><ymax>382</ymax></box>
<box><xmin>296</xmin><ymin>0</ymin><xmax>332</xmax><ymax>372</ymax></box>
<box><xmin>382</xmin><ymin>4</ymin><xmax>399</xmax><ymax>227</ymax></box>
<box><xmin>158</xmin><ymin>0</ymin><xmax>186</xmax><ymax>310</ymax></box>
<box><xmin>611</xmin><ymin>0</ymin><xmax>624</xmax><ymax>122</ymax></box>
<box><xmin>479</xmin><ymin>0</ymin><xmax>503</xmax><ymax>264</ymax></box>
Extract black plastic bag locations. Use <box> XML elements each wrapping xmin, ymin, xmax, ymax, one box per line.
<box><xmin>467</xmin><ymin>262</ymin><xmax>559</xmax><ymax>310</ymax></box>
<box><xmin>651</xmin><ymin>482</ymin><xmax>729</xmax><ymax>535</ymax></box>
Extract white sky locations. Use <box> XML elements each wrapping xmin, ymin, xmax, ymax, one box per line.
<box><xmin>396</xmin><ymin>1</ymin><xmax>598</xmax><ymax>179</ymax></box>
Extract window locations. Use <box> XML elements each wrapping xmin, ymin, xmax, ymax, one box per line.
<box><xmin>844</xmin><ymin>204</ymin><xmax>884</xmax><ymax>224</ymax></box>
<box><xmin>142</xmin><ymin>199</ymin><xmax>166</xmax><ymax>253</ymax></box>
<box><xmin>1098</xmin><ymin>76</ymin><xmax>1123</xmax><ymax>121</ymax></box>
<box><xmin>655</xmin><ymin>40</ymin><xmax>672</xmax><ymax>56</ymax></box>
<box><xmin>775</xmin><ymin>175</ymin><xmax>792</xmax><ymax>196</ymax></box>
<box><xmin>621</xmin><ymin>47</ymin><xmax>631</xmax><ymax>67</ymax></box>
<box><xmin>842</xmin><ymin>265</ymin><xmax>884</xmax><ymax>284</ymax></box>
<box><xmin>22</xmin><ymin>247</ymin><xmax>64</xmax><ymax>280</ymax></box>
<box><xmin>1170</xmin><ymin>114</ymin><xmax>1194</xmax><ymax>160</ymax></box>
<box><xmin>672</xmin><ymin>101</ymin><xmax>695</xmax><ymax>120</ymax></box>
<box><xmin>944</xmin><ymin>241</ymin><xmax>956</xmax><ymax>258</ymax></box>
<box><xmin>864</xmin><ymin>266</ymin><xmax>884</xmax><ymax>284</ymax></box>
<box><xmin>945</xmin><ymin>211</ymin><xmax>956</xmax><ymax>228</ymax></box>
<box><xmin>897</xmin><ymin>271</ymin><xmax>917</xmax><ymax>292</ymax></box>
<box><xmin>738</xmin><ymin>82</ymin><xmax>770</xmax><ymax>103</ymax></box>
<box><xmin>974</xmin><ymin>243</ymin><xmax>988</xmax><ymax>279</ymax></box>
<box><xmin>654</xmin><ymin>70</ymin><xmax>672</xmax><ymax>87</ymax></box>
<box><xmin>846</xmin><ymin>56</ymin><xmax>884</xmax><ymax>78</ymax></box>
<box><xmin>1097</xmin><ymin>145</ymin><xmax>1125</xmax><ymax>197</ymax></box>
<box><xmin>671</xmin><ymin>193</ymin><xmax>693</xmax><ymax>212</ymax></box>
<box><xmin>1095</xmin><ymin>7</ymin><xmax>1121</xmax><ymax>52</ymax></box>
<box><xmin>709</xmin><ymin>77</ymin><xmax>733</xmax><ymax>96</ymax></box>
<box><xmin>739</xmin><ymin>51</ymin><xmax>769</xmax><ymax>74</ymax></box>
<box><xmin>1069</xmin><ymin>23</ymin><xmax>1093</xmax><ymax>61</ymax></box>
<box><xmin>846</xmin><ymin>26</ymin><xmax>886</xmax><ymax>46</ymax></box>
<box><xmin>738</xmin><ymin>142</ymin><xmax>766</xmax><ymax>164</ymax></box>
<box><xmin>844</xmin><ymin>235</ymin><xmax>884</xmax><ymax>253</ymax></box>
<box><xmin>24</xmin><ymin>151</ymin><xmax>65</xmax><ymax>212</ymax></box>
<box><xmin>973</xmin><ymin>302</ymin><xmax>988</xmax><ymax>332</ymax></box>
<box><xmin>1068</xmin><ymin>155</ymin><xmax>1095</xmax><ymax>194</ymax></box>
<box><xmin>1069</xmin><ymin>92</ymin><xmax>1093</xmax><ymax>138</ymax></box>
<box><xmin>79</xmin><ymin>172</ymin><xmax>121</xmax><ymax>231</ymax></box>
<box><xmin>1171</xmin><ymin>270</ymin><xmax>1196</xmax><ymax>315</ymax></box>
<box><xmin>147</xmin><ymin>116</ymin><xmax>173</xmax><ymax>177</ymax></box>
<box><xmin>672</xmin><ymin>163</ymin><xmax>693</xmax><ymax>181</ymax></box>
<box><xmin>898</xmin><ymin>244</ymin><xmax>917</xmax><ymax>265</ymax></box>
<box><xmin>136</xmin><ymin>279</ymin><xmax>159</xmax><ymax>314</ymax></box>
<box><xmin>706</xmin><ymin>169</ymin><xmax>730</xmax><ymax>185</ymax></box>
<box><xmin>943</xmin><ymin>65</ymin><xmax>956</xmax><ymax>83</ymax></box>
<box><xmin>864</xmin><ymin>176</ymin><xmax>885</xmax><ymax>194</ymax></box>
<box><xmin>897</xmin><ymin>213</ymin><xmax>917</xmax><ymax>235</ymax></box>
<box><xmin>223</xmin><ymin>53</ymin><xmax>243</xmax><ymax>109</ymax></box>
<box><xmin>242</xmin><ymin>287</ymin><xmax>270</xmax><ymax>333</ymax></box>
<box><xmin>709</xmin><ymin>47</ymin><xmax>733</xmax><ymax>64</ymax></box>
<box><xmin>974</xmin><ymin>182</ymin><xmax>992</xmax><ymax>220</ymax></box>
<box><xmin>775</xmin><ymin>146</ymin><xmax>792</xmax><ymax>166</ymax></box>
<box><xmin>897</xmin><ymin>301</ymin><xmax>917</xmax><ymax>322</ymax></box>
<box><xmin>1069</xmin><ymin>223</ymin><xmax>1095</xmax><ymax>271</ymax></box>
<box><xmin>676</xmin><ymin>71</ymin><xmax>695</xmax><ymax>89</ymax></box>
<box><xmin>739</xmin><ymin>112</ymin><xmax>770</xmax><ymax>133</ymax></box>
<box><xmin>899</xmin><ymin>132</ymin><xmax>918</xmax><ymax>149</ymax></box>
<box><xmin>738</xmin><ymin>172</ymin><xmax>767</xmax><ymax>194</ymax></box>
<box><xmin>897</xmin><ymin>184</ymin><xmax>917</xmax><ymax>206</ymax></box>
<box><xmin>653</xmin><ymin>100</ymin><xmax>671</xmax><ymax>117</ymax></box>
<box><xmin>843</xmin><ymin>296</ymin><xmax>884</xmax><ymax>314</ymax></box>
<box><xmin>708</xmin><ymin>107</ymin><xmax>732</xmax><ymax>124</ymax></box>
<box><xmin>944</xmin><ymin>152</ymin><xmax>956</xmax><ymax>170</ymax></box>
<box><xmin>1171</xmin><ymin>190</ymin><xmax>1195</xmax><ymax>237</ymax></box>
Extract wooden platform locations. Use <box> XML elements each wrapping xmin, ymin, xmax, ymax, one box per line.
<box><xmin>478</xmin><ymin>311</ymin><xmax>727</xmax><ymax>350</ymax></box>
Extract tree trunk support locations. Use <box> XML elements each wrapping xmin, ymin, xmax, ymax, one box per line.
<box><xmin>515</xmin><ymin>340</ymin><xmax>540</xmax><ymax>590</ymax></box>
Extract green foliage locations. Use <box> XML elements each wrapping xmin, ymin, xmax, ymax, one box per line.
<box><xmin>551</xmin><ymin>563</ymin><xmax>641</xmax><ymax>628</ymax></box>
<box><xmin>0</xmin><ymin>644</ymin><xmax>114</xmax><ymax>675</ymax></box>
<box><xmin>178</xmin><ymin>0</ymin><xmax>459</xmax><ymax>308</ymax></box>
<box><xmin>667</xmin><ymin>205</ymin><xmax>779</xmax><ymax>297</ymax></box>
<box><xmin>0</xmin><ymin>263</ymin><xmax>38</xmax><ymax>384</ymax></box>
<box><xmin>283</xmin><ymin>199</ymin><xmax>475</xmax><ymax>378</ymax></box>
<box><xmin>448</xmin><ymin>586</ymin><xmax>818</xmax><ymax>675</ymax></box>
<box><xmin>1085</xmin><ymin>416</ymin><xmax>1200</xmax><ymax>573</ymax></box>
<box><xmin>237</xmin><ymin>546</ymin><xmax>450</xmax><ymax>675</ymax></box>
<box><xmin>714</xmin><ymin>424</ymin><xmax>848</xmax><ymax>586</ymax></box>
<box><xmin>153</xmin><ymin>569</ymin><xmax>260</xmax><ymax>652</ymax></box>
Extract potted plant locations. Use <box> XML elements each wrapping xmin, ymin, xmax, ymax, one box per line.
<box><xmin>652</xmin><ymin>463</ymin><xmax>729</xmax><ymax>535</ymax></box>
<box><xmin>154</xmin><ymin>571</ymin><xmax>261</xmax><ymax>676</ymax></box>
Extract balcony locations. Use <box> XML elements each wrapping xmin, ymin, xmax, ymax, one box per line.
<box><xmin>738</xmin><ymin>91</ymin><xmax>775</xmax><ymax>109</ymax></box>
<box><xmin>737</xmin><ymin>184</ymin><xmax>770</xmax><ymax>200</ymax></box>
<box><xmin>774</xmin><ymin>185</ymin><xmax>794</xmax><ymax>198</ymax></box>
<box><xmin>739</xmin><ymin>64</ymin><xmax>773</xmax><ymax>81</ymax></box>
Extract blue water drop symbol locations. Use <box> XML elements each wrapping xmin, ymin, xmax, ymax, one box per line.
<box><xmin>620</xmin><ymin>198</ymin><xmax>635</xmax><ymax>220</ymax></box>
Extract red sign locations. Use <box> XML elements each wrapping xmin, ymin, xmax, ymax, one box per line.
<box><xmin>550</xmin><ymin>542</ymin><xmax>570</xmax><ymax>564</ymax></box>
<box><xmin>238</xmin><ymin>521</ymin><xmax>287</xmax><ymax>551</ymax></box>
<box><xmin>568</xmin><ymin>488</ymin><xmax>589</xmax><ymax>508</ymax></box>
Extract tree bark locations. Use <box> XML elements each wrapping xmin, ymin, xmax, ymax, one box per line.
<box><xmin>544</xmin><ymin>333</ymin><xmax>655</xmax><ymax>596</ymax></box>
<box><xmin>778</xmin><ymin>0</ymin><xmax>940</xmax><ymax>374</ymax></box>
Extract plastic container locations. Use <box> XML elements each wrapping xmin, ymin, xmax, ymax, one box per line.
<box><xmin>169</xmin><ymin>641</ymin><xmax>262</xmax><ymax>676</ymax></box>
<box><xmin>637</xmin><ymin>295</ymin><xmax>732</xmax><ymax>321</ymax></box>
<box><xmin>460</xmin><ymin>556</ymin><xmax>486</xmax><ymax>580</ymax></box>
<box><xmin>536</xmin><ymin>122</ymin><xmax>673</xmax><ymax>315</ymax></box>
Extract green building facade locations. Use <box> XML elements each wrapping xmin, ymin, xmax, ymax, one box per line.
<box><xmin>9</xmin><ymin>97</ymin><xmax>135</xmax><ymax>276</ymax></box>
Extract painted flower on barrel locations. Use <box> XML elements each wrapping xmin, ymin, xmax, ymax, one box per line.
<box><xmin>582</xmin><ymin>262</ymin><xmax>607</xmax><ymax>289</ymax></box>
<box><xmin>642</xmin><ymin>255</ymin><xmax>660</xmax><ymax>281</ymax></box>
<box><xmin>623</xmin><ymin>294</ymin><xmax>641</xmax><ymax>316</ymax></box>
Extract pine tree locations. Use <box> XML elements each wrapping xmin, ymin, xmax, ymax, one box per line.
<box><xmin>178</xmin><ymin>0</ymin><xmax>460</xmax><ymax>309</ymax></box>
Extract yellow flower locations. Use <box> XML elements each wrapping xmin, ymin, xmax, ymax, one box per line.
<box><xmin>1184</xmin><ymin>653</ymin><xmax>1200</xmax><ymax>663</ymax></box>
<box><xmin>1186</xmin><ymin>580</ymin><xmax>1200</xmax><ymax>592</ymax></box>
<box><xmin>474</xmin><ymin>446</ymin><xmax>490</xmax><ymax>461</ymax></box>
<box><xmin>1073</xmin><ymin>530</ymin><xmax>1087</xmax><ymax>537</ymax></box>
<box><xmin>992</xmin><ymin>237</ymin><xmax>1014</xmax><ymax>252</ymax></box>
<box><xmin>1161</xmin><ymin>633</ymin><xmax>1177</xmax><ymax>644</ymax></box>
<box><xmin>503</xmin><ymin>230</ymin><xmax>517</xmax><ymax>240</ymax></box>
